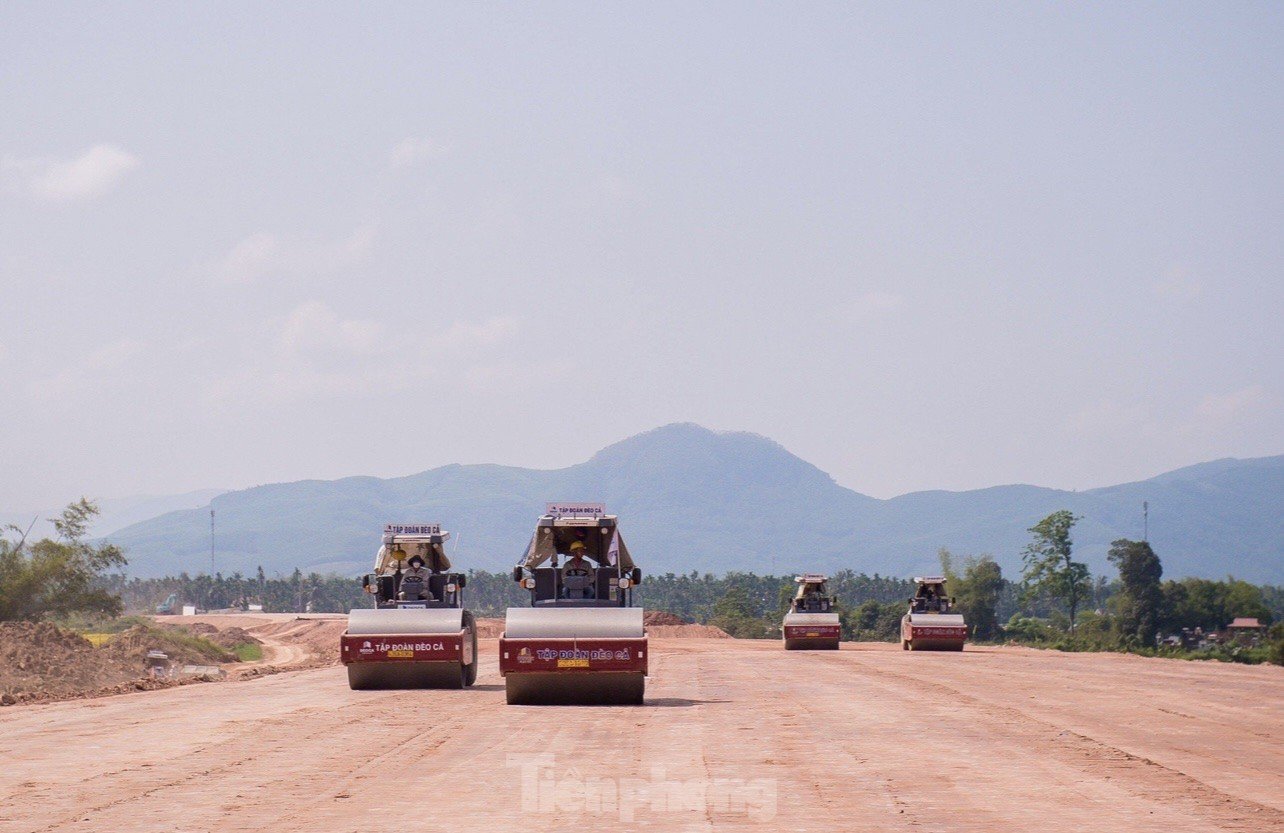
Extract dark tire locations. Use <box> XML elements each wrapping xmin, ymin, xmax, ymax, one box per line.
<box><xmin>506</xmin><ymin>672</ymin><xmax>644</xmax><ymax>706</ymax></box>
<box><xmin>347</xmin><ymin>662</ymin><xmax>462</xmax><ymax>689</ymax></box>
<box><xmin>902</xmin><ymin>640</ymin><xmax>909</xmax><ymax>650</ymax></box>
<box><xmin>784</xmin><ymin>638</ymin><xmax>837</xmax><ymax>650</ymax></box>
<box><xmin>462</xmin><ymin>610</ymin><xmax>479</xmax><ymax>687</ymax></box>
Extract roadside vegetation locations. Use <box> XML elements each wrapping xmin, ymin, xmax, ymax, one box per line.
<box><xmin>112</xmin><ymin>545</ymin><xmax>1284</xmax><ymax>666</ymax></box>
<box><xmin>1</xmin><ymin>499</ymin><xmax>126</xmax><ymax>622</ymax></box>
<box><xmin>0</xmin><ymin>503</ymin><xmax>260</xmax><ymax>686</ymax></box>
<box><xmin>7</xmin><ymin>502</ymin><xmax>1279</xmax><ymax>666</ymax></box>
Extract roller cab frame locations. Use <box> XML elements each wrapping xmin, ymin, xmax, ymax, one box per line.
<box><xmin>342</xmin><ymin>525</ymin><xmax>479</xmax><ymax>688</ymax></box>
<box><xmin>782</xmin><ymin>573</ymin><xmax>841</xmax><ymax>650</ymax></box>
<box><xmin>900</xmin><ymin>576</ymin><xmax>967</xmax><ymax>651</ymax></box>
<box><xmin>500</xmin><ymin>504</ymin><xmax>647</xmax><ymax>705</ymax></box>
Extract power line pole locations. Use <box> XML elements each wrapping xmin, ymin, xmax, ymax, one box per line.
<box><xmin>210</xmin><ymin>508</ymin><xmax>216</xmax><ymax>576</ymax></box>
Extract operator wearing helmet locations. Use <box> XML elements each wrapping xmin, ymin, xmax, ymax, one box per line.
<box><xmin>561</xmin><ymin>540</ymin><xmax>595</xmax><ymax>599</ymax></box>
<box><xmin>399</xmin><ymin>554</ymin><xmax>433</xmax><ymax>600</ymax></box>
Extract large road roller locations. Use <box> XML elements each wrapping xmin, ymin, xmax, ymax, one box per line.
<box><xmin>341</xmin><ymin>524</ymin><xmax>479</xmax><ymax>689</ymax></box>
<box><xmin>900</xmin><ymin>575</ymin><xmax>967</xmax><ymax>651</ymax></box>
<box><xmin>500</xmin><ymin>504</ymin><xmax>647</xmax><ymax>705</ymax></box>
<box><xmin>782</xmin><ymin>573</ymin><xmax>841</xmax><ymax>650</ymax></box>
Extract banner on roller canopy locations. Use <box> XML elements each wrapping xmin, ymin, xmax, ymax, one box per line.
<box><xmin>545</xmin><ymin>503</ymin><xmax>605</xmax><ymax>518</ymax></box>
<box><xmin>384</xmin><ymin>524</ymin><xmax>441</xmax><ymax>536</ymax></box>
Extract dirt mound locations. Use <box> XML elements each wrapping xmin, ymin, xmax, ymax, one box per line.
<box><xmin>0</xmin><ymin>621</ymin><xmax>92</xmax><ymax>655</ymax></box>
<box><xmin>0</xmin><ymin>621</ymin><xmax>241</xmax><ymax>705</ymax></box>
<box><xmin>208</xmin><ymin>626</ymin><xmax>259</xmax><ymax>649</ymax></box>
<box><xmin>104</xmin><ymin>625</ymin><xmax>238</xmax><ymax>665</ymax></box>
<box><xmin>2</xmin><ymin>615</ymin><xmax>349</xmax><ymax>705</ymax></box>
<box><xmin>643</xmin><ymin>610</ymin><xmax>729</xmax><ymax>636</ymax></box>
<box><xmin>475</xmin><ymin>618</ymin><xmax>504</xmax><ymax>639</ymax></box>
<box><xmin>647</xmin><ymin>624</ymin><xmax>732</xmax><ymax>638</ymax></box>
<box><xmin>172</xmin><ymin>623</ymin><xmax>261</xmax><ymax>651</ymax></box>
<box><xmin>0</xmin><ymin>622</ymin><xmax>164</xmax><ymax>703</ymax></box>
<box><xmin>644</xmin><ymin>611</ymin><xmax>689</xmax><ymax>626</ymax></box>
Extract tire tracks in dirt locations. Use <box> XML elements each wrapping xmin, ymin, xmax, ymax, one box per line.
<box><xmin>812</xmin><ymin>649</ymin><xmax>1283</xmax><ymax>832</ymax></box>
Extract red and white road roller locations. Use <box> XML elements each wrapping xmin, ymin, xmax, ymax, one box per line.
<box><xmin>900</xmin><ymin>576</ymin><xmax>967</xmax><ymax>651</ymax></box>
<box><xmin>782</xmin><ymin>574</ymin><xmax>842</xmax><ymax>650</ymax></box>
<box><xmin>500</xmin><ymin>504</ymin><xmax>647</xmax><ymax>705</ymax></box>
<box><xmin>341</xmin><ymin>524</ymin><xmax>479</xmax><ymax>689</ymax></box>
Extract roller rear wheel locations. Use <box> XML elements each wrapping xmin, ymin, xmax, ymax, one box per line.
<box><xmin>462</xmin><ymin>610</ymin><xmax>479</xmax><ymax>687</ymax></box>
<box><xmin>505</xmin><ymin>672</ymin><xmax>645</xmax><ymax>706</ymax></box>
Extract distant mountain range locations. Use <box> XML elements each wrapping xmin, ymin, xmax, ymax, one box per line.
<box><xmin>95</xmin><ymin>424</ymin><xmax>1282</xmax><ymax>582</ymax></box>
<box><xmin>1</xmin><ymin>489</ymin><xmax>226</xmax><ymax>543</ymax></box>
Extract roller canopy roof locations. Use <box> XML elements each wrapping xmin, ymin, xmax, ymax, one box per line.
<box><xmin>516</xmin><ymin>514</ymin><xmax>635</xmax><ymax>572</ymax></box>
<box><xmin>374</xmin><ymin>529</ymin><xmax>452</xmax><ymax>573</ymax></box>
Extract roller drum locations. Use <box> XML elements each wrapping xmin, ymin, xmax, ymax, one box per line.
<box><xmin>503</xmin><ymin>606</ymin><xmax>644</xmax><ymax>639</ymax></box>
<box><xmin>348</xmin><ymin>662</ymin><xmax>465</xmax><ymax>690</ymax></box>
<box><xmin>782</xmin><ymin>612</ymin><xmax>841</xmax><ymax>628</ymax></box>
<box><xmin>783</xmin><ymin>611</ymin><xmax>841</xmax><ymax>650</ymax></box>
<box><xmin>347</xmin><ymin>607</ymin><xmax>464</xmax><ymax>636</ymax></box>
<box><xmin>345</xmin><ymin>607</ymin><xmax>474</xmax><ymax>690</ymax></box>
<box><xmin>905</xmin><ymin>613</ymin><xmax>966</xmax><ymax>627</ymax></box>
<box><xmin>904</xmin><ymin>612</ymin><xmax>967</xmax><ymax>651</ymax></box>
<box><xmin>502</xmin><ymin>607</ymin><xmax>646</xmax><ymax>705</ymax></box>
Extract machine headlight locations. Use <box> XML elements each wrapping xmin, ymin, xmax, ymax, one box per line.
<box><xmin>445</xmin><ymin>583</ymin><xmax>457</xmax><ymax>593</ymax></box>
<box><xmin>521</xmin><ymin>577</ymin><xmax>536</xmax><ymax>590</ymax></box>
<box><xmin>618</xmin><ymin>578</ymin><xmax>631</xmax><ymax>589</ymax></box>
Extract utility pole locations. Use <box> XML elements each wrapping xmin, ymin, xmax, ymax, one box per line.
<box><xmin>1143</xmin><ymin>501</ymin><xmax>1149</xmax><ymax>543</ymax></box>
<box><xmin>210</xmin><ymin>508</ymin><xmax>216</xmax><ymax>576</ymax></box>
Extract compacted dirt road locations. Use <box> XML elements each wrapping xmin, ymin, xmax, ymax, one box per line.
<box><xmin>2</xmin><ymin>619</ymin><xmax>1280</xmax><ymax>833</ymax></box>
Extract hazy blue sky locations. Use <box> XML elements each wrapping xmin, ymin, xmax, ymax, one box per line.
<box><xmin>2</xmin><ymin>3</ymin><xmax>1281</xmax><ymax>510</ymax></box>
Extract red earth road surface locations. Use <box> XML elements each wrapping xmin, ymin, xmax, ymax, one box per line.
<box><xmin>1</xmin><ymin>616</ymin><xmax>1280</xmax><ymax>832</ymax></box>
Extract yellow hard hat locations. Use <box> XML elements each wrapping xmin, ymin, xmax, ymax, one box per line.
<box><xmin>569</xmin><ymin>541</ymin><xmax>586</xmax><ymax>552</ymax></box>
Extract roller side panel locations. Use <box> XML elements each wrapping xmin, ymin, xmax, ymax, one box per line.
<box><xmin>498</xmin><ymin>636</ymin><xmax>648</xmax><ymax>675</ymax></box>
<box><xmin>901</xmin><ymin>617</ymin><xmax>968</xmax><ymax>651</ymax></box>
<box><xmin>782</xmin><ymin>623</ymin><xmax>841</xmax><ymax>650</ymax></box>
<box><xmin>341</xmin><ymin>631</ymin><xmax>466</xmax><ymax>664</ymax></box>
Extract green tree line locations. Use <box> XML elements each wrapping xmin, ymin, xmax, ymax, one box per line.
<box><xmin>4</xmin><ymin>503</ymin><xmax>1281</xmax><ymax>664</ymax></box>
